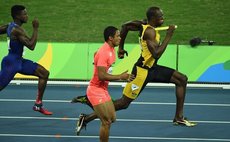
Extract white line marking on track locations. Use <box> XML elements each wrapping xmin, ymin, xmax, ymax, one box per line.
<box><xmin>0</xmin><ymin>99</ymin><xmax>230</xmax><ymax>107</ymax></box>
<box><xmin>133</xmin><ymin>102</ymin><xmax>230</xmax><ymax>107</ymax></box>
<box><xmin>0</xmin><ymin>134</ymin><xmax>229</xmax><ymax>141</ymax></box>
<box><xmin>0</xmin><ymin>116</ymin><xmax>229</xmax><ymax>124</ymax></box>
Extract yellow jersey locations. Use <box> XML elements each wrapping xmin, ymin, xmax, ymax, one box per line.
<box><xmin>137</xmin><ymin>24</ymin><xmax>160</xmax><ymax>68</ymax></box>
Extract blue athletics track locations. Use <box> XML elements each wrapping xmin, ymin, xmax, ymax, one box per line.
<box><xmin>0</xmin><ymin>81</ymin><xmax>230</xmax><ymax>142</ymax></box>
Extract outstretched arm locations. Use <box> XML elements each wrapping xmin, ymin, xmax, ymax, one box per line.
<box><xmin>12</xmin><ymin>18</ymin><xmax>39</xmax><ymax>50</ymax></box>
<box><xmin>118</xmin><ymin>19</ymin><xmax>147</xmax><ymax>59</ymax></box>
<box><xmin>0</xmin><ymin>24</ymin><xmax>8</xmax><ymax>35</ymax></box>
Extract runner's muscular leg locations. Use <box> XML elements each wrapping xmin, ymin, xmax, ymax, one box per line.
<box><xmin>84</xmin><ymin>95</ymin><xmax>132</xmax><ymax>123</ymax></box>
<box><xmin>170</xmin><ymin>71</ymin><xmax>188</xmax><ymax>119</ymax></box>
<box><xmin>33</xmin><ymin>64</ymin><xmax>49</xmax><ymax>102</ymax></box>
<box><xmin>94</xmin><ymin>100</ymin><xmax>116</xmax><ymax>142</ymax></box>
<box><xmin>113</xmin><ymin>95</ymin><xmax>133</xmax><ymax>110</ymax></box>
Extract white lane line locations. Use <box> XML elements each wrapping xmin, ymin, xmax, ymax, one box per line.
<box><xmin>0</xmin><ymin>116</ymin><xmax>229</xmax><ymax>124</ymax></box>
<box><xmin>0</xmin><ymin>99</ymin><xmax>230</xmax><ymax>107</ymax></box>
<box><xmin>9</xmin><ymin>80</ymin><xmax>230</xmax><ymax>89</ymax></box>
<box><xmin>0</xmin><ymin>134</ymin><xmax>229</xmax><ymax>141</ymax></box>
<box><xmin>133</xmin><ymin>102</ymin><xmax>230</xmax><ymax>107</ymax></box>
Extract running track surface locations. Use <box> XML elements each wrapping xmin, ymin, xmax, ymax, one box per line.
<box><xmin>0</xmin><ymin>84</ymin><xmax>230</xmax><ymax>142</ymax></box>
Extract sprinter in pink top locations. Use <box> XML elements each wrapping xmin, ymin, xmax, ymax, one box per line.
<box><xmin>87</xmin><ymin>42</ymin><xmax>116</xmax><ymax>105</ymax></box>
<box><xmin>89</xmin><ymin>41</ymin><xmax>115</xmax><ymax>90</ymax></box>
<box><xmin>76</xmin><ymin>26</ymin><xmax>131</xmax><ymax>142</ymax></box>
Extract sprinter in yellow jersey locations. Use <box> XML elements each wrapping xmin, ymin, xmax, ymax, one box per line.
<box><xmin>74</xmin><ymin>7</ymin><xmax>196</xmax><ymax>135</ymax></box>
<box><xmin>119</xmin><ymin>7</ymin><xmax>196</xmax><ymax>127</ymax></box>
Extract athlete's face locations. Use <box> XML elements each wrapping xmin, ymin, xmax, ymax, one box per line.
<box><xmin>111</xmin><ymin>30</ymin><xmax>121</xmax><ymax>47</ymax></box>
<box><xmin>154</xmin><ymin>9</ymin><xmax>164</xmax><ymax>27</ymax></box>
<box><xmin>18</xmin><ymin>9</ymin><xmax>28</xmax><ymax>23</ymax></box>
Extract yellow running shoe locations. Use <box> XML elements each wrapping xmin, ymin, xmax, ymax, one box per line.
<box><xmin>173</xmin><ymin>117</ymin><xmax>197</xmax><ymax>127</ymax></box>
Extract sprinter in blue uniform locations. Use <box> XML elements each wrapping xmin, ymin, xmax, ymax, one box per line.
<box><xmin>0</xmin><ymin>5</ymin><xmax>52</xmax><ymax>115</ymax></box>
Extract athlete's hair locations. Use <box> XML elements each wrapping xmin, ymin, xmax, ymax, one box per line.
<box><xmin>146</xmin><ymin>6</ymin><xmax>160</xmax><ymax>21</ymax></box>
<box><xmin>11</xmin><ymin>5</ymin><xmax>25</xmax><ymax>19</ymax></box>
<box><xmin>104</xmin><ymin>26</ymin><xmax>118</xmax><ymax>41</ymax></box>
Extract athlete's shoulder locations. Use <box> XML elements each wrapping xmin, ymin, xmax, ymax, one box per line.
<box><xmin>9</xmin><ymin>24</ymin><xmax>24</xmax><ymax>37</ymax></box>
<box><xmin>142</xmin><ymin>25</ymin><xmax>156</xmax><ymax>39</ymax></box>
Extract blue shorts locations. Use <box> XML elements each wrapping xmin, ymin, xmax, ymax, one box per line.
<box><xmin>0</xmin><ymin>54</ymin><xmax>38</xmax><ymax>87</ymax></box>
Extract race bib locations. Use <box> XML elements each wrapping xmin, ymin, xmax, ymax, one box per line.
<box><xmin>108</xmin><ymin>67</ymin><xmax>113</xmax><ymax>74</ymax></box>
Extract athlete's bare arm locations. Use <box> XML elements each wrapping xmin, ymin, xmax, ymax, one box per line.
<box><xmin>118</xmin><ymin>20</ymin><xmax>147</xmax><ymax>59</ymax></box>
<box><xmin>97</xmin><ymin>66</ymin><xmax>129</xmax><ymax>81</ymax></box>
<box><xmin>144</xmin><ymin>25</ymin><xmax>176</xmax><ymax>59</ymax></box>
<box><xmin>0</xmin><ymin>24</ymin><xmax>8</xmax><ymax>35</ymax></box>
<box><xmin>12</xmin><ymin>18</ymin><xmax>39</xmax><ymax>50</ymax></box>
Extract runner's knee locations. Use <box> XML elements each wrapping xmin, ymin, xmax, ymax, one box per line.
<box><xmin>181</xmin><ymin>74</ymin><xmax>188</xmax><ymax>86</ymax></box>
<box><xmin>101</xmin><ymin>118</ymin><xmax>115</xmax><ymax>126</ymax></box>
<box><xmin>174</xmin><ymin>73</ymin><xmax>188</xmax><ymax>87</ymax></box>
<box><xmin>40</xmin><ymin>69</ymin><xmax>49</xmax><ymax>79</ymax></box>
<box><xmin>44</xmin><ymin>70</ymin><xmax>50</xmax><ymax>78</ymax></box>
<box><xmin>111</xmin><ymin>116</ymin><xmax>116</xmax><ymax>123</ymax></box>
